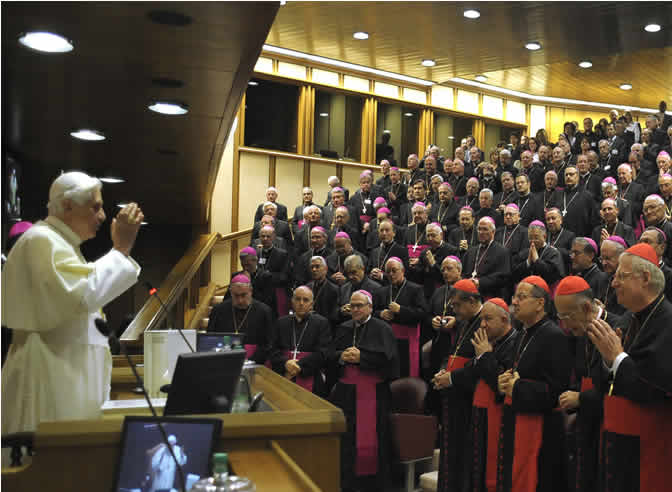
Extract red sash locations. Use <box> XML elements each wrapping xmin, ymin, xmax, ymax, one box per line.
<box><xmin>580</xmin><ymin>377</ymin><xmax>594</xmax><ymax>392</ymax></box>
<box><xmin>503</xmin><ymin>395</ymin><xmax>544</xmax><ymax>492</ymax></box>
<box><xmin>275</xmin><ymin>287</ymin><xmax>289</xmax><ymax>317</ymax></box>
<box><xmin>473</xmin><ymin>380</ymin><xmax>503</xmax><ymax>492</ymax></box>
<box><xmin>340</xmin><ymin>365</ymin><xmax>384</xmax><ymax>476</ymax></box>
<box><xmin>446</xmin><ymin>354</ymin><xmax>469</xmax><ymax>371</ymax></box>
<box><xmin>603</xmin><ymin>394</ymin><xmax>672</xmax><ymax>491</ymax></box>
<box><xmin>391</xmin><ymin>323</ymin><xmax>420</xmax><ymax>377</ymax></box>
<box><xmin>359</xmin><ymin>215</ymin><xmax>372</xmax><ymax>223</ymax></box>
<box><xmin>244</xmin><ymin>344</ymin><xmax>271</xmax><ymax>368</ymax></box>
<box><xmin>407</xmin><ymin>244</ymin><xmax>429</xmax><ymax>259</ymax></box>
<box><xmin>282</xmin><ymin>350</ymin><xmax>314</xmax><ymax>392</ymax></box>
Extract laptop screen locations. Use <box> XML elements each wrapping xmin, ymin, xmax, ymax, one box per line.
<box><xmin>197</xmin><ymin>332</ymin><xmax>244</xmax><ymax>352</ymax></box>
<box><xmin>113</xmin><ymin>416</ymin><xmax>222</xmax><ymax>492</ymax></box>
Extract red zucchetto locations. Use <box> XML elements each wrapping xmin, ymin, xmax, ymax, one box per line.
<box><xmin>453</xmin><ymin>279</ymin><xmax>479</xmax><ymax>294</ymax></box>
<box><xmin>625</xmin><ymin>243</ymin><xmax>658</xmax><ymax>265</ymax></box>
<box><xmin>555</xmin><ymin>276</ymin><xmax>590</xmax><ymax>296</ymax></box>
<box><xmin>521</xmin><ymin>275</ymin><xmax>550</xmax><ymax>294</ymax></box>
<box><xmin>486</xmin><ymin>297</ymin><xmax>509</xmax><ymax>312</ymax></box>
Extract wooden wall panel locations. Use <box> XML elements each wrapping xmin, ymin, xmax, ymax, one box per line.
<box><xmin>276</xmin><ymin>156</ymin><xmax>305</xmax><ymax>218</ymax></box>
<box><xmin>342</xmin><ymin>167</ymin><xmax>364</xmax><ymax>198</ymax></box>
<box><xmin>310</xmin><ymin>162</ymin><xmax>339</xmax><ymax>205</ymax></box>
<box><xmin>238</xmin><ymin>153</ymin><xmax>271</xmax><ymax>229</ymax></box>
<box><xmin>211</xmin><ymin>117</ymin><xmax>237</xmax><ymax>235</ymax></box>
<box><xmin>211</xmin><ymin>241</ymin><xmax>232</xmax><ymax>286</ymax></box>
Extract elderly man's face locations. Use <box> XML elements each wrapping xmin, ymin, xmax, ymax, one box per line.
<box><xmin>260</xmin><ymin>228</ymin><xmax>275</xmax><ymax>248</ymax></box>
<box><xmin>263</xmin><ymin>205</ymin><xmax>277</xmax><ymax>217</ymax></box>
<box><xmin>470</xmin><ymin>147</ymin><xmax>480</xmax><ymax>163</ymax></box>
<box><xmin>359</xmin><ymin>176</ymin><xmax>372</xmax><ymax>193</ymax></box>
<box><xmin>501</xmin><ymin>174</ymin><xmax>514</xmax><ymax>191</ymax></box>
<box><xmin>334</xmin><ymin>209</ymin><xmax>349</xmax><ymax>226</ymax></box>
<box><xmin>345</xmin><ymin>262</ymin><xmax>365</xmax><ymax>284</ymax></box>
<box><xmin>266</xmin><ymin>189</ymin><xmax>278</xmax><ymax>202</ymax></box>
<box><xmin>350</xmin><ymin>292</ymin><xmax>372</xmax><ymax>322</ymax></box>
<box><xmin>599</xmin><ymin>141</ymin><xmax>609</xmax><ymax>156</ymax></box>
<box><xmin>438</xmin><ymin>185</ymin><xmax>452</xmax><ymax>203</ymax></box>
<box><xmin>657</xmin><ymin>156</ymin><xmax>671</xmax><ymax>174</ymax></box>
<box><xmin>539</xmin><ymin>146</ymin><xmax>550</xmax><ymax>161</ymax></box>
<box><xmin>68</xmin><ymin>188</ymin><xmax>106</xmax><ymax>241</ymax></box>
<box><xmin>311</xmin><ymin>231</ymin><xmax>327</xmax><ymax>249</ymax></box>
<box><xmin>292</xmin><ymin>287</ymin><xmax>314</xmax><ymax>317</ymax></box>
<box><xmin>310</xmin><ymin>259</ymin><xmax>327</xmax><ymax>281</ymax></box>
<box><xmin>307</xmin><ymin>208</ymin><xmax>321</xmax><ymax>224</ymax></box>
<box><xmin>413</xmin><ymin>183</ymin><xmax>426</xmax><ymax>200</ymax></box>
<box><xmin>528</xmin><ymin>228</ymin><xmax>546</xmax><ymax>250</ymax></box>
<box><xmin>441</xmin><ymin>259</ymin><xmax>461</xmax><ymax>284</ymax></box>
<box><xmin>600</xmin><ymin>241</ymin><xmax>621</xmax><ymax>275</ymax></box>
<box><xmin>503</xmin><ymin>208</ymin><xmax>519</xmax><ymax>226</ymax></box>
<box><xmin>443</xmin><ymin>160</ymin><xmax>454</xmax><ymax>174</ymax></box>
<box><xmin>659</xmin><ymin>176</ymin><xmax>672</xmax><ymax>198</ymax></box>
<box><xmin>612</xmin><ymin>255</ymin><xmax>645</xmax><ymax>311</ymax></box>
<box><xmin>521</xmin><ymin>152</ymin><xmax>533</xmax><ymax>168</ymax></box>
<box><xmin>545</xmin><ymin>173</ymin><xmax>558</xmax><ymax>190</ymax></box>
<box><xmin>564</xmin><ymin>167</ymin><xmax>579</xmax><ymax>187</ymax></box>
<box><xmin>545</xmin><ymin>210</ymin><xmax>562</xmax><ymax>233</ymax></box>
<box><xmin>332</xmin><ymin>192</ymin><xmax>345</xmax><ymax>207</ymax></box>
<box><xmin>408</xmin><ymin>156</ymin><xmax>419</xmax><ymax>169</ymax></box>
<box><xmin>552</xmin><ymin>147</ymin><xmax>564</xmax><ymax>162</ymax></box>
<box><xmin>303</xmin><ymin>190</ymin><xmax>313</xmax><ymax>203</ymax></box>
<box><xmin>639</xmin><ymin>231</ymin><xmax>664</xmax><ymax>259</ymax></box>
<box><xmin>230</xmin><ymin>284</ymin><xmax>253</xmax><ymax>310</ymax></box>
<box><xmin>381</xmin><ymin>161</ymin><xmax>391</xmax><ymax>174</ymax></box>
<box><xmin>632</xmin><ymin>145</ymin><xmax>644</xmax><ymax>159</ymax></box>
<box><xmin>477</xmin><ymin>221</ymin><xmax>494</xmax><ymax>243</ymax></box>
<box><xmin>643</xmin><ymin>199</ymin><xmax>665</xmax><ymax>225</ymax></box>
<box><xmin>467</xmin><ymin>180</ymin><xmax>479</xmax><ymax>195</ymax></box>
<box><xmin>600</xmin><ymin>200</ymin><xmax>618</xmax><ymax>224</ymax></box>
<box><xmin>390</xmin><ymin>169</ymin><xmax>401</xmax><ymax>183</ymax></box>
<box><xmin>412</xmin><ymin>207</ymin><xmax>428</xmax><ymax>224</ymax></box>
<box><xmin>334</xmin><ymin>237</ymin><xmax>351</xmax><ymax>256</ymax></box>
<box><xmin>618</xmin><ymin>166</ymin><xmax>632</xmax><ymax>185</ymax></box>
<box><xmin>459</xmin><ymin>211</ymin><xmax>474</xmax><ymax>229</ymax></box>
<box><xmin>378</xmin><ymin>222</ymin><xmax>394</xmax><ymax>243</ymax></box>
<box><xmin>426</xmin><ymin>226</ymin><xmax>442</xmax><ymax>247</ymax></box>
<box><xmin>385</xmin><ymin>261</ymin><xmax>405</xmax><ymax>285</ymax></box>
<box><xmin>480</xmin><ymin>303</ymin><xmax>510</xmax><ymax>341</ymax></box>
<box><xmin>571</xmin><ymin>242</ymin><xmax>593</xmax><ymax>272</ymax></box>
<box><xmin>515</xmin><ymin>176</ymin><xmax>530</xmax><ymax>194</ymax></box>
<box><xmin>261</xmin><ymin>216</ymin><xmax>274</xmax><ymax>227</ymax></box>
<box><xmin>455</xmin><ymin>148</ymin><xmax>465</xmax><ymax>160</ymax></box>
<box><xmin>577</xmin><ymin>156</ymin><xmax>590</xmax><ymax>174</ymax></box>
<box><xmin>479</xmin><ymin>192</ymin><xmax>492</xmax><ymax>209</ymax></box>
<box><xmin>425</xmin><ymin>158</ymin><xmax>436</xmax><ymax>174</ymax></box>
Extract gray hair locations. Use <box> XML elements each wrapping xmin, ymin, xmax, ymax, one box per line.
<box><xmin>344</xmin><ymin>254</ymin><xmax>364</xmax><ymax>271</ymax></box>
<box><xmin>310</xmin><ymin>256</ymin><xmax>327</xmax><ymax>267</ymax></box>
<box><xmin>624</xmin><ymin>253</ymin><xmax>665</xmax><ymax>295</ymax></box>
<box><xmin>598</xmin><ymin>139</ymin><xmax>609</xmax><ymax>147</ymax></box>
<box><xmin>263</xmin><ymin>201</ymin><xmax>278</xmax><ymax>210</ymax></box>
<box><xmin>328</xmin><ymin>175</ymin><xmax>340</xmax><ymax>185</ymax></box>
<box><xmin>303</xmin><ymin>205</ymin><xmax>321</xmax><ymax>217</ymax></box>
<box><xmin>302</xmin><ymin>187</ymin><xmax>313</xmax><ymax>194</ymax></box>
<box><xmin>479</xmin><ymin>188</ymin><xmax>493</xmax><ymax>199</ymax></box>
<box><xmin>499</xmin><ymin>149</ymin><xmax>511</xmax><ymax>157</ymax></box>
<box><xmin>47</xmin><ymin>171</ymin><xmax>102</xmax><ymax>216</ymax></box>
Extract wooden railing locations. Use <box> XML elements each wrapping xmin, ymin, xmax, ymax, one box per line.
<box><xmin>120</xmin><ymin>232</ymin><xmax>221</xmax><ymax>342</ymax></box>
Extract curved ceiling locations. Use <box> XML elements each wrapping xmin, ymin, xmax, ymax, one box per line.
<box><xmin>267</xmin><ymin>1</ymin><xmax>672</xmax><ymax>108</ymax></box>
<box><xmin>2</xmin><ymin>2</ymin><xmax>278</xmax><ymax>225</ymax></box>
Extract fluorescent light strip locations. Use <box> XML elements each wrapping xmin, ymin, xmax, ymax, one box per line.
<box><xmin>448</xmin><ymin>77</ymin><xmax>670</xmax><ymax>114</ymax></box>
<box><xmin>262</xmin><ymin>44</ymin><xmax>434</xmax><ymax>86</ymax></box>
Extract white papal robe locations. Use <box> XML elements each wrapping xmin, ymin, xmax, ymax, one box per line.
<box><xmin>1</xmin><ymin>216</ymin><xmax>140</xmax><ymax>434</ymax></box>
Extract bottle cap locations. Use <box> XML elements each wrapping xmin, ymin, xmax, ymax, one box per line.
<box><xmin>213</xmin><ymin>452</ymin><xmax>228</xmax><ymax>473</ymax></box>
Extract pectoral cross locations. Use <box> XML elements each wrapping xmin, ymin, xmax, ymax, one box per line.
<box><xmin>471</xmin><ymin>270</ymin><xmax>477</xmax><ymax>278</ymax></box>
<box><xmin>562</xmin><ymin>209</ymin><xmax>567</xmax><ymax>217</ymax></box>
<box><xmin>412</xmin><ymin>244</ymin><xmax>418</xmax><ymax>252</ymax></box>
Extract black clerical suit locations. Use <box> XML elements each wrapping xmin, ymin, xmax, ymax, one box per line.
<box><xmin>412</xmin><ymin>242</ymin><xmax>459</xmax><ymax>299</ymax></box>
<box><xmin>327</xmin><ymin>224</ymin><xmax>363</xmax><ymax>253</ymax></box>
<box><xmin>254</xmin><ymin>202</ymin><xmax>288</xmax><ymax>223</ymax></box>
<box><xmin>461</xmin><ymin>241</ymin><xmax>511</xmax><ymax>299</ymax></box>
<box><xmin>337</xmin><ymin>277</ymin><xmax>382</xmax><ymax>324</ymax></box>
<box><xmin>270</xmin><ymin>312</ymin><xmax>331</xmax><ymax>396</ymax></box>
<box><xmin>293</xmin><ymin>223</ymin><xmax>321</xmax><ymax>256</ymax></box>
<box><xmin>254</xmin><ymin>246</ymin><xmax>290</xmax><ymax>317</ymax></box>
<box><xmin>367</xmin><ymin>241</ymin><xmax>409</xmax><ymax>277</ymax></box>
<box><xmin>385</xmin><ymin>182</ymin><xmax>408</xmax><ymax>219</ymax></box>
<box><xmin>521</xmin><ymin>164</ymin><xmax>545</xmax><ymax>193</ymax></box>
<box><xmin>578</xmin><ymin>172</ymin><xmax>602</xmax><ymax>201</ymax></box>
<box><xmin>494</xmin><ymin>225</ymin><xmax>529</xmax><ymax>261</ymax></box>
<box><xmin>308</xmin><ymin>278</ymin><xmax>340</xmax><ymax>326</ymax></box>
<box><xmin>326</xmin><ymin>249</ymin><xmax>368</xmax><ymax>279</ymax></box>
<box><xmin>328</xmin><ymin>316</ymin><xmax>399</xmax><ymax>492</ymax></box>
<box><xmin>575</xmin><ymin>264</ymin><xmax>610</xmax><ymax>300</ymax></box>
<box><xmin>510</xmin><ymin>192</ymin><xmax>545</xmax><ymax>227</ymax></box>
<box><xmin>448</xmin><ymin>227</ymin><xmax>478</xmax><ymax>258</ymax></box>
<box><xmin>590</xmin><ymin>221</ymin><xmax>636</xmax><ymax>248</ymax></box>
<box><xmin>429</xmin><ymin>200</ymin><xmax>460</xmax><ymax>235</ymax></box>
<box><xmin>497</xmin><ymin>317</ymin><xmax>571</xmax><ymax>492</ymax></box>
<box><xmin>373</xmin><ymin>280</ymin><xmax>428</xmax><ymax>378</ymax></box>
<box><xmin>475</xmin><ymin>207</ymin><xmax>503</xmax><ymax>228</ymax></box>
<box><xmin>291</xmin><ymin>202</ymin><xmax>321</xmax><ymax>235</ymax></box>
<box><xmin>250</xmin><ymin>219</ymin><xmax>294</xmax><ymax>252</ymax></box>
<box><xmin>618</xmin><ymin>181</ymin><xmax>645</xmax><ymax>227</ymax></box>
<box><xmin>549</xmin><ymin>186</ymin><xmax>599</xmax><ymax>237</ymax></box>
<box><xmin>292</xmin><ymin>247</ymin><xmax>332</xmax><ymax>287</ymax></box>
<box><xmin>549</xmin><ymin>227</ymin><xmax>576</xmax><ymax>274</ymax></box>
<box><xmin>511</xmin><ymin>244</ymin><xmax>566</xmax><ymax>287</ymax></box>
<box><xmin>206</xmin><ymin>299</ymin><xmax>274</xmax><ymax>364</ymax></box>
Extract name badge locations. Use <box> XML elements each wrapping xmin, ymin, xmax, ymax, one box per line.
<box><xmin>259</xmin><ymin>258</ymin><xmax>267</xmax><ymax>265</ymax></box>
<box><xmin>364</xmin><ymin>199</ymin><xmax>372</xmax><ymax>205</ymax></box>
<box><xmin>611</xmin><ymin>149</ymin><xmax>618</xmax><ymax>155</ymax></box>
<box><xmin>591</xmin><ymin>142</ymin><xmax>596</xmax><ymax>147</ymax></box>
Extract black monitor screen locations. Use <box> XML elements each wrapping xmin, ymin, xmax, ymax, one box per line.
<box><xmin>197</xmin><ymin>332</ymin><xmax>243</xmax><ymax>352</ymax></box>
<box><xmin>163</xmin><ymin>350</ymin><xmax>246</xmax><ymax>416</ymax></box>
<box><xmin>113</xmin><ymin>416</ymin><xmax>222</xmax><ymax>492</ymax></box>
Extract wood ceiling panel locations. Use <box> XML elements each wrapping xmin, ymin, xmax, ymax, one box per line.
<box><xmin>268</xmin><ymin>1</ymin><xmax>672</xmax><ymax>108</ymax></box>
<box><xmin>2</xmin><ymin>2</ymin><xmax>278</xmax><ymax>225</ymax></box>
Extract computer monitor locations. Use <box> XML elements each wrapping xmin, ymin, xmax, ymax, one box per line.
<box><xmin>112</xmin><ymin>415</ymin><xmax>222</xmax><ymax>492</ymax></box>
<box><xmin>163</xmin><ymin>350</ymin><xmax>246</xmax><ymax>416</ymax></box>
<box><xmin>196</xmin><ymin>332</ymin><xmax>244</xmax><ymax>352</ymax></box>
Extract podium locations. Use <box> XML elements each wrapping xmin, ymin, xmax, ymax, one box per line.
<box><xmin>2</xmin><ymin>366</ymin><xmax>346</xmax><ymax>492</ymax></box>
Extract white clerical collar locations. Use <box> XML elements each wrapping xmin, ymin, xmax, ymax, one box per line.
<box><xmin>44</xmin><ymin>215</ymin><xmax>83</xmax><ymax>247</ymax></box>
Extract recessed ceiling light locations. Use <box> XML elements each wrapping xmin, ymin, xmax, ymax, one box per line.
<box><xmin>644</xmin><ymin>23</ymin><xmax>661</xmax><ymax>33</ymax></box>
<box><xmin>578</xmin><ymin>61</ymin><xmax>593</xmax><ymax>68</ymax></box>
<box><xmin>448</xmin><ymin>136</ymin><xmax>455</xmax><ymax>140</ymax></box>
<box><xmin>463</xmin><ymin>9</ymin><xmax>481</xmax><ymax>19</ymax></box>
<box><xmin>148</xmin><ymin>101</ymin><xmax>189</xmax><ymax>115</ymax></box>
<box><xmin>248</xmin><ymin>80</ymin><xmax>259</xmax><ymax>86</ymax></box>
<box><xmin>421</xmin><ymin>59</ymin><xmax>436</xmax><ymax>67</ymax></box>
<box><xmin>619</xmin><ymin>83</ymin><xmax>633</xmax><ymax>91</ymax></box>
<box><xmin>280</xmin><ymin>0</ymin><xmax>287</xmax><ymax>5</ymax></box>
<box><xmin>404</xmin><ymin>112</ymin><xmax>414</xmax><ymax>117</ymax></box>
<box><xmin>475</xmin><ymin>75</ymin><xmax>488</xmax><ymax>82</ymax></box>
<box><xmin>99</xmin><ymin>176</ymin><xmax>125</xmax><ymax>184</ymax></box>
<box><xmin>18</xmin><ymin>31</ymin><xmax>73</xmax><ymax>53</ymax></box>
<box><xmin>319</xmin><ymin>112</ymin><xmax>329</xmax><ymax>117</ymax></box>
<box><xmin>353</xmin><ymin>31</ymin><xmax>369</xmax><ymax>40</ymax></box>
<box><xmin>70</xmin><ymin>129</ymin><xmax>105</xmax><ymax>141</ymax></box>
<box><xmin>525</xmin><ymin>42</ymin><xmax>542</xmax><ymax>51</ymax></box>
<box><xmin>140</xmin><ymin>222</ymin><xmax>148</xmax><ymax>226</ymax></box>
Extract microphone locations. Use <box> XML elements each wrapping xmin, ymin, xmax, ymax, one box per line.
<box><xmin>144</xmin><ymin>281</ymin><xmax>195</xmax><ymax>353</ymax></box>
<box><xmin>104</xmin><ymin>317</ymin><xmax>188</xmax><ymax>492</ymax></box>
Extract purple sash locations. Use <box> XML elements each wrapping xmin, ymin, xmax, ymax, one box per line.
<box><xmin>282</xmin><ymin>350</ymin><xmax>314</xmax><ymax>392</ymax></box>
<box><xmin>391</xmin><ymin>323</ymin><xmax>420</xmax><ymax>377</ymax></box>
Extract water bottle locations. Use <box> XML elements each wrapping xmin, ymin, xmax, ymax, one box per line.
<box><xmin>231</xmin><ymin>375</ymin><xmax>250</xmax><ymax>413</ymax></box>
<box><xmin>191</xmin><ymin>452</ymin><xmax>256</xmax><ymax>491</ymax></box>
<box><xmin>222</xmin><ymin>336</ymin><xmax>232</xmax><ymax>351</ymax></box>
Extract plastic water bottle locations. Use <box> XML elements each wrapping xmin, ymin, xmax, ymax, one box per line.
<box><xmin>222</xmin><ymin>336</ymin><xmax>232</xmax><ymax>351</ymax></box>
<box><xmin>191</xmin><ymin>452</ymin><xmax>256</xmax><ymax>491</ymax></box>
<box><xmin>231</xmin><ymin>376</ymin><xmax>250</xmax><ymax>413</ymax></box>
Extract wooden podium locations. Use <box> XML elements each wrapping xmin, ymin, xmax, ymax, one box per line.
<box><xmin>2</xmin><ymin>366</ymin><xmax>346</xmax><ymax>492</ymax></box>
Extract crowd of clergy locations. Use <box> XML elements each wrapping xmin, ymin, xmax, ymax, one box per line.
<box><xmin>208</xmin><ymin>107</ymin><xmax>672</xmax><ymax>492</ymax></box>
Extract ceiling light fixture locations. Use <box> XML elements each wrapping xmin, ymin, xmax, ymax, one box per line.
<box><xmin>644</xmin><ymin>23</ymin><xmax>661</xmax><ymax>33</ymax></box>
<box><xmin>421</xmin><ymin>59</ymin><xmax>436</xmax><ymax>67</ymax></box>
<box><xmin>525</xmin><ymin>42</ymin><xmax>542</xmax><ymax>51</ymax></box>
<box><xmin>280</xmin><ymin>0</ymin><xmax>287</xmax><ymax>5</ymax></box>
<box><xmin>18</xmin><ymin>31</ymin><xmax>73</xmax><ymax>53</ymax></box>
<box><xmin>463</xmin><ymin>9</ymin><xmax>481</xmax><ymax>19</ymax></box>
<box><xmin>148</xmin><ymin>101</ymin><xmax>189</xmax><ymax>115</ymax></box>
<box><xmin>99</xmin><ymin>176</ymin><xmax>125</xmax><ymax>184</ymax></box>
<box><xmin>404</xmin><ymin>112</ymin><xmax>414</xmax><ymax>117</ymax></box>
<box><xmin>578</xmin><ymin>60</ymin><xmax>593</xmax><ymax>68</ymax></box>
<box><xmin>248</xmin><ymin>80</ymin><xmax>259</xmax><ymax>86</ymax></box>
<box><xmin>619</xmin><ymin>83</ymin><xmax>633</xmax><ymax>90</ymax></box>
<box><xmin>319</xmin><ymin>112</ymin><xmax>329</xmax><ymax>117</ymax></box>
<box><xmin>262</xmin><ymin>44</ymin><xmax>434</xmax><ymax>86</ymax></box>
<box><xmin>448</xmin><ymin>136</ymin><xmax>455</xmax><ymax>140</ymax></box>
<box><xmin>475</xmin><ymin>75</ymin><xmax>488</xmax><ymax>82</ymax></box>
<box><xmin>353</xmin><ymin>31</ymin><xmax>369</xmax><ymax>40</ymax></box>
<box><xmin>70</xmin><ymin>129</ymin><xmax>105</xmax><ymax>141</ymax></box>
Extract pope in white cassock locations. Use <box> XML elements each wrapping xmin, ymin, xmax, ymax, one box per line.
<box><xmin>1</xmin><ymin>171</ymin><xmax>143</xmax><ymax>434</ymax></box>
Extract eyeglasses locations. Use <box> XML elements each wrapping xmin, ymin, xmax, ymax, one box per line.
<box><xmin>512</xmin><ymin>292</ymin><xmax>534</xmax><ymax>301</ymax></box>
<box><xmin>569</xmin><ymin>250</ymin><xmax>583</xmax><ymax>257</ymax></box>
<box><xmin>614</xmin><ymin>270</ymin><xmax>635</xmax><ymax>282</ymax></box>
<box><xmin>556</xmin><ymin>311</ymin><xmax>577</xmax><ymax>321</ymax></box>
<box><xmin>350</xmin><ymin>302</ymin><xmax>368</xmax><ymax>309</ymax></box>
